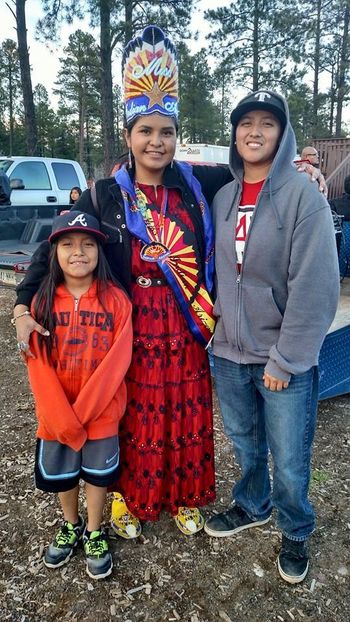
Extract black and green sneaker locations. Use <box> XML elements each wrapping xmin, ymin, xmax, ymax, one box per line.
<box><xmin>83</xmin><ymin>529</ymin><xmax>113</xmax><ymax>579</ymax></box>
<box><xmin>44</xmin><ymin>516</ymin><xmax>85</xmax><ymax>569</ymax></box>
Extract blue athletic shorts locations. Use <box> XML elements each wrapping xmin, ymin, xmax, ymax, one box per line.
<box><xmin>35</xmin><ymin>436</ymin><xmax>120</xmax><ymax>492</ymax></box>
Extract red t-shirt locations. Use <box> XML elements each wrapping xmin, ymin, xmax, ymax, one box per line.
<box><xmin>236</xmin><ymin>179</ymin><xmax>264</xmax><ymax>269</ymax></box>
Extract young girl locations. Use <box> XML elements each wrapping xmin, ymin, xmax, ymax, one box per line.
<box><xmin>69</xmin><ymin>186</ymin><xmax>82</xmax><ymax>204</ymax></box>
<box><xmin>25</xmin><ymin>210</ymin><xmax>132</xmax><ymax>579</ymax></box>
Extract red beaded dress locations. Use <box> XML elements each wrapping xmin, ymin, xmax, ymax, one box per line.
<box><xmin>116</xmin><ymin>183</ymin><xmax>216</xmax><ymax>520</ymax></box>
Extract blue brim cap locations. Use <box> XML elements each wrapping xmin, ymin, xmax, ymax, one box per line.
<box><xmin>49</xmin><ymin>211</ymin><xmax>107</xmax><ymax>243</ymax></box>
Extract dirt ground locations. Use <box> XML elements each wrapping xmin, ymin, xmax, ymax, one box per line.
<box><xmin>0</xmin><ymin>287</ymin><xmax>349</xmax><ymax>622</ymax></box>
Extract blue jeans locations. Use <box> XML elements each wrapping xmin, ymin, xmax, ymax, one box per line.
<box><xmin>213</xmin><ymin>357</ymin><xmax>319</xmax><ymax>541</ymax></box>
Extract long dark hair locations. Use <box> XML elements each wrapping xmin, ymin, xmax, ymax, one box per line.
<box><xmin>33</xmin><ymin>239</ymin><xmax>116</xmax><ymax>360</ymax></box>
<box><xmin>69</xmin><ymin>186</ymin><xmax>82</xmax><ymax>204</ymax></box>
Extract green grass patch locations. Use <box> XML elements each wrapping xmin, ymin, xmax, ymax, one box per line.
<box><xmin>310</xmin><ymin>468</ymin><xmax>330</xmax><ymax>490</ymax></box>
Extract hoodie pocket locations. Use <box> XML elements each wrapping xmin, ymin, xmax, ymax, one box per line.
<box><xmin>239</xmin><ymin>283</ymin><xmax>283</xmax><ymax>353</ymax></box>
<box><xmin>213</xmin><ymin>296</ymin><xmax>229</xmax><ymax>344</ymax></box>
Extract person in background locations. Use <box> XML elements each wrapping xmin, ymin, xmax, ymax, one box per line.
<box><xmin>20</xmin><ymin>210</ymin><xmax>132</xmax><ymax>579</ymax></box>
<box><xmin>329</xmin><ymin>175</ymin><xmax>350</xmax><ymax>221</ymax></box>
<box><xmin>69</xmin><ymin>186</ymin><xmax>82</xmax><ymax>204</ymax></box>
<box><xmin>204</xmin><ymin>91</ymin><xmax>339</xmax><ymax>585</ymax></box>
<box><xmin>301</xmin><ymin>146</ymin><xmax>320</xmax><ymax>168</ymax></box>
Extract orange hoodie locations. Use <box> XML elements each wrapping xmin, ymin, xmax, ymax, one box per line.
<box><xmin>27</xmin><ymin>281</ymin><xmax>132</xmax><ymax>452</ymax></box>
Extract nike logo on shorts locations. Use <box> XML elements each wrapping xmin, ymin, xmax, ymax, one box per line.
<box><xmin>105</xmin><ymin>451</ymin><xmax>119</xmax><ymax>465</ymax></box>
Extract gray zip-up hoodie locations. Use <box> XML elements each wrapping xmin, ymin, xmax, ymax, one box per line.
<box><xmin>212</xmin><ymin>91</ymin><xmax>339</xmax><ymax>381</ymax></box>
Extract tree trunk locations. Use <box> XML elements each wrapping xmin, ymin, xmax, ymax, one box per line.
<box><xmin>124</xmin><ymin>0</ymin><xmax>133</xmax><ymax>46</ymax></box>
<box><xmin>220</xmin><ymin>75</ymin><xmax>225</xmax><ymax>144</ymax></box>
<box><xmin>335</xmin><ymin>4</ymin><xmax>350</xmax><ymax>136</ymax></box>
<box><xmin>329</xmin><ymin>64</ymin><xmax>335</xmax><ymax>135</ymax></box>
<box><xmin>8</xmin><ymin>60</ymin><xmax>14</xmax><ymax>156</ymax></box>
<box><xmin>86</xmin><ymin>118</ymin><xmax>94</xmax><ymax>179</ymax></box>
<box><xmin>252</xmin><ymin>0</ymin><xmax>259</xmax><ymax>90</ymax></box>
<box><xmin>100</xmin><ymin>0</ymin><xmax>115</xmax><ymax>176</ymax></box>
<box><xmin>312</xmin><ymin>0</ymin><xmax>321</xmax><ymax>137</ymax></box>
<box><xmin>16</xmin><ymin>0</ymin><xmax>38</xmax><ymax>155</ymax></box>
<box><xmin>78</xmin><ymin>85</ymin><xmax>85</xmax><ymax>166</ymax></box>
<box><xmin>115</xmin><ymin>91</ymin><xmax>121</xmax><ymax>155</ymax></box>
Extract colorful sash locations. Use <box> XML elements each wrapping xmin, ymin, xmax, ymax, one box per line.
<box><xmin>115</xmin><ymin>162</ymin><xmax>215</xmax><ymax>347</ymax></box>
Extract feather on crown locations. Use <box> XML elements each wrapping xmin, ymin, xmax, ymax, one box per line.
<box><xmin>122</xmin><ymin>25</ymin><xmax>178</xmax><ymax>124</ymax></box>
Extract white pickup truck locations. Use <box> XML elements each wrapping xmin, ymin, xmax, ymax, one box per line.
<box><xmin>175</xmin><ymin>143</ymin><xmax>229</xmax><ymax>165</ymax></box>
<box><xmin>0</xmin><ymin>156</ymin><xmax>87</xmax><ymax>206</ymax></box>
<box><xmin>0</xmin><ymin>156</ymin><xmax>87</xmax><ymax>287</ymax></box>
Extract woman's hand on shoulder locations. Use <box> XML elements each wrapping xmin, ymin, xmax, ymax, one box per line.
<box><xmin>296</xmin><ymin>163</ymin><xmax>327</xmax><ymax>197</ymax></box>
<box><xmin>13</xmin><ymin>305</ymin><xmax>49</xmax><ymax>361</ymax></box>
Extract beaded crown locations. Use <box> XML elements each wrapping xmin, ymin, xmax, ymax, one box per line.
<box><xmin>122</xmin><ymin>25</ymin><xmax>178</xmax><ymax>124</ymax></box>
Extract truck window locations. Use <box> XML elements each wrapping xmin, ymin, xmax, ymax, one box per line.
<box><xmin>0</xmin><ymin>159</ymin><xmax>13</xmax><ymax>174</ymax></box>
<box><xmin>9</xmin><ymin>162</ymin><xmax>52</xmax><ymax>190</ymax></box>
<box><xmin>51</xmin><ymin>163</ymin><xmax>80</xmax><ymax>190</ymax></box>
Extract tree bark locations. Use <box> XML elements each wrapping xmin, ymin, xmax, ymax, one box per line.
<box><xmin>100</xmin><ymin>0</ymin><xmax>115</xmax><ymax>176</ymax></box>
<box><xmin>311</xmin><ymin>0</ymin><xmax>321</xmax><ymax>137</ymax></box>
<box><xmin>252</xmin><ymin>0</ymin><xmax>259</xmax><ymax>91</ymax></box>
<box><xmin>16</xmin><ymin>0</ymin><xmax>38</xmax><ymax>155</ymax></box>
<box><xmin>8</xmin><ymin>58</ymin><xmax>14</xmax><ymax>156</ymax></box>
<box><xmin>78</xmin><ymin>92</ymin><xmax>85</xmax><ymax>167</ymax></box>
<box><xmin>124</xmin><ymin>0</ymin><xmax>133</xmax><ymax>46</ymax></box>
<box><xmin>335</xmin><ymin>4</ymin><xmax>350</xmax><ymax>136</ymax></box>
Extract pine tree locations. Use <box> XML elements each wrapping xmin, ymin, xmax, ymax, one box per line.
<box><xmin>15</xmin><ymin>0</ymin><xmax>38</xmax><ymax>154</ymax></box>
<box><xmin>178</xmin><ymin>44</ymin><xmax>221</xmax><ymax>144</ymax></box>
<box><xmin>204</xmin><ymin>0</ymin><xmax>302</xmax><ymax>92</ymax></box>
<box><xmin>54</xmin><ymin>30</ymin><xmax>101</xmax><ymax>173</ymax></box>
<box><xmin>0</xmin><ymin>39</ymin><xmax>23</xmax><ymax>155</ymax></box>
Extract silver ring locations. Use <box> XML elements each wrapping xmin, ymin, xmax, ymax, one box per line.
<box><xmin>17</xmin><ymin>341</ymin><xmax>29</xmax><ymax>353</ymax></box>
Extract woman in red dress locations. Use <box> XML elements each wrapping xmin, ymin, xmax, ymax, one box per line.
<box><xmin>110</xmin><ymin>26</ymin><xmax>222</xmax><ymax>535</ymax></box>
<box><xmin>115</xmin><ymin>171</ymin><xmax>216</xmax><ymax>532</ymax></box>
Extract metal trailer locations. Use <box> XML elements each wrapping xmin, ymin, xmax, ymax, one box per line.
<box><xmin>318</xmin><ymin>277</ymin><xmax>350</xmax><ymax>400</ymax></box>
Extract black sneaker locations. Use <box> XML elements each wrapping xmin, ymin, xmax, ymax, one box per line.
<box><xmin>83</xmin><ymin>529</ymin><xmax>113</xmax><ymax>580</ymax></box>
<box><xmin>44</xmin><ymin>515</ymin><xmax>85</xmax><ymax>568</ymax></box>
<box><xmin>204</xmin><ymin>505</ymin><xmax>270</xmax><ymax>537</ymax></box>
<box><xmin>278</xmin><ymin>535</ymin><xmax>309</xmax><ymax>584</ymax></box>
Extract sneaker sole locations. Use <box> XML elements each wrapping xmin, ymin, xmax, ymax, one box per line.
<box><xmin>277</xmin><ymin>557</ymin><xmax>309</xmax><ymax>584</ymax></box>
<box><xmin>43</xmin><ymin>547</ymin><xmax>74</xmax><ymax>569</ymax></box>
<box><xmin>204</xmin><ymin>515</ymin><xmax>270</xmax><ymax>538</ymax></box>
<box><xmin>86</xmin><ymin>559</ymin><xmax>113</xmax><ymax>580</ymax></box>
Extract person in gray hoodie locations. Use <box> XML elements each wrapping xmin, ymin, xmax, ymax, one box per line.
<box><xmin>204</xmin><ymin>91</ymin><xmax>339</xmax><ymax>584</ymax></box>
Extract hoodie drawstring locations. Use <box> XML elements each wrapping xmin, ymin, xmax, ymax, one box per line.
<box><xmin>225</xmin><ymin>185</ymin><xmax>240</xmax><ymax>221</ymax></box>
<box><xmin>267</xmin><ymin>178</ymin><xmax>283</xmax><ymax>230</ymax></box>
